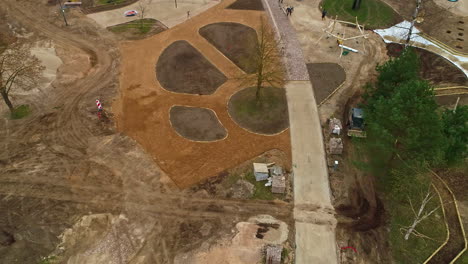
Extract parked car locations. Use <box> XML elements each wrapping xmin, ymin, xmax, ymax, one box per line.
<box><xmin>124</xmin><ymin>10</ymin><xmax>138</xmax><ymax>17</ymax></box>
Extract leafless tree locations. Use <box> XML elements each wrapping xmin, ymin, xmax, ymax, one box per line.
<box><xmin>400</xmin><ymin>186</ymin><xmax>442</xmax><ymax>241</ymax></box>
<box><xmin>238</xmin><ymin>18</ymin><xmax>285</xmax><ymax>102</ymax></box>
<box><xmin>138</xmin><ymin>0</ymin><xmax>152</xmax><ymax>29</ymax></box>
<box><xmin>0</xmin><ymin>43</ymin><xmax>44</xmax><ymax>112</ymax></box>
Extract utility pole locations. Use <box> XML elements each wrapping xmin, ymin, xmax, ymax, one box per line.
<box><xmin>57</xmin><ymin>0</ymin><xmax>69</xmax><ymax>26</ymax></box>
<box><xmin>406</xmin><ymin>0</ymin><xmax>422</xmax><ymax>45</ymax></box>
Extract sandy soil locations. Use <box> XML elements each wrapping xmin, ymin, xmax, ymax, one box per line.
<box><xmin>433</xmin><ymin>0</ymin><xmax>468</xmax><ymax>17</ymax></box>
<box><xmin>169</xmin><ymin>105</ymin><xmax>227</xmax><ymax>141</ymax></box>
<box><xmin>30</xmin><ymin>41</ymin><xmax>63</xmax><ymax>89</ymax></box>
<box><xmin>87</xmin><ymin>0</ymin><xmax>220</xmax><ymax>28</ymax></box>
<box><xmin>0</xmin><ymin>1</ymin><xmax>294</xmax><ymax>263</ymax></box>
<box><xmin>114</xmin><ymin>1</ymin><xmax>291</xmax><ymax>188</ymax></box>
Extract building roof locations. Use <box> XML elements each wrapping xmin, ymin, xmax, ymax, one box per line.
<box><xmin>253</xmin><ymin>163</ymin><xmax>269</xmax><ymax>173</ymax></box>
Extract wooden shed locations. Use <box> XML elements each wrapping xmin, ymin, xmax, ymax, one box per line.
<box><xmin>253</xmin><ymin>163</ymin><xmax>269</xmax><ymax>181</ymax></box>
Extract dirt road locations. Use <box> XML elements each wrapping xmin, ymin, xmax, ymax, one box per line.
<box><xmin>0</xmin><ymin>1</ymin><xmax>293</xmax><ymax>263</ymax></box>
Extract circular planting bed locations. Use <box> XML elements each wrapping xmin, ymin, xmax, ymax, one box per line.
<box><xmin>228</xmin><ymin>87</ymin><xmax>289</xmax><ymax>135</ymax></box>
<box><xmin>199</xmin><ymin>23</ymin><xmax>258</xmax><ymax>73</ymax></box>
<box><xmin>306</xmin><ymin>63</ymin><xmax>346</xmax><ymax>104</ymax></box>
<box><xmin>226</xmin><ymin>0</ymin><xmax>264</xmax><ymax>11</ymax></box>
<box><xmin>387</xmin><ymin>43</ymin><xmax>468</xmax><ymax>86</ymax></box>
<box><xmin>156</xmin><ymin>40</ymin><xmax>227</xmax><ymax>95</ymax></box>
<box><xmin>170</xmin><ymin>106</ymin><xmax>227</xmax><ymax>141</ymax></box>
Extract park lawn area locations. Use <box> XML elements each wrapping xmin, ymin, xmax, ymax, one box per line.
<box><xmin>11</xmin><ymin>104</ymin><xmax>30</xmax><ymax>119</ymax></box>
<box><xmin>322</xmin><ymin>0</ymin><xmax>399</xmax><ymax>29</ymax></box>
<box><xmin>108</xmin><ymin>19</ymin><xmax>157</xmax><ymax>34</ymax></box>
<box><xmin>388</xmin><ymin>185</ymin><xmax>447</xmax><ymax>264</ymax></box>
<box><xmin>97</xmin><ymin>0</ymin><xmax>126</xmax><ymax>5</ymax></box>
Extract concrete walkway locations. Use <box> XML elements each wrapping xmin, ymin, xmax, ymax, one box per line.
<box><xmin>261</xmin><ymin>0</ymin><xmax>338</xmax><ymax>263</ymax></box>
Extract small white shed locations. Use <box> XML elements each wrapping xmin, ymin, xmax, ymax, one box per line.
<box><xmin>253</xmin><ymin>163</ymin><xmax>269</xmax><ymax>181</ymax></box>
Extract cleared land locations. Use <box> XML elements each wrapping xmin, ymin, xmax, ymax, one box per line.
<box><xmin>322</xmin><ymin>0</ymin><xmax>400</xmax><ymax>29</ymax></box>
<box><xmin>306</xmin><ymin>63</ymin><xmax>346</xmax><ymax>104</ymax></box>
<box><xmin>228</xmin><ymin>87</ymin><xmax>289</xmax><ymax>135</ymax></box>
<box><xmin>169</xmin><ymin>105</ymin><xmax>227</xmax><ymax>141</ymax></box>
<box><xmin>199</xmin><ymin>22</ymin><xmax>258</xmax><ymax>73</ymax></box>
<box><xmin>156</xmin><ymin>40</ymin><xmax>227</xmax><ymax>95</ymax></box>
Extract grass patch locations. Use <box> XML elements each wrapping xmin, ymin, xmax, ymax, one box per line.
<box><xmin>11</xmin><ymin>104</ymin><xmax>30</xmax><ymax>119</ymax></box>
<box><xmin>322</xmin><ymin>0</ymin><xmax>399</xmax><ymax>29</ymax></box>
<box><xmin>388</xmin><ymin>186</ymin><xmax>447</xmax><ymax>264</ymax></box>
<box><xmin>108</xmin><ymin>19</ymin><xmax>157</xmax><ymax>35</ymax></box>
<box><xmin>245</xmin><ymin>171</ymin><xmax>284</xmax><ymax>200</ymax></box>
<box><xmin>97</xmin><ymin>0</ymin><xmax>126</xmax><ymax>5</ymax></box>
<box><xmin>228</xmin><ymin>86</ymin><xmax>289</xmax><ymax>134</ymax></box>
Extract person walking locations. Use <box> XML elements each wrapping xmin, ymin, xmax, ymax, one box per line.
<box><xmin>290</xmin><ymin>6</ymin><xmax>294</xmax><ymax>15</ymax></box>
<box><xmin>322</xmin><ymin>9</ymin><xmax>327</xmax><ymax>20</ymax></box>
<box><xmin>286</xmin><ymin>7</ymin><xmax>291</xmax><ymax>16</ymax></box>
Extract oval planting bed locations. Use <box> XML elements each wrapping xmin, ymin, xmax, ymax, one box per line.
<box><xmin>156</xmin><ymin>40</ymin><xmax>227</xmax><ymax>95</ymax></box>
<box><xmin>228</xmin><ymin>87</ymin><xmax>289</xmax><ymax>135</ymax></box>
<box><xmin>169</xmin><ymin>106</ymin><xmax>227</xmax><ymax>141</ymax></box>
<box><xmin>199</xmin><ymin>22</ymin><xmax>258</xmax><ymax>73</ymax></box>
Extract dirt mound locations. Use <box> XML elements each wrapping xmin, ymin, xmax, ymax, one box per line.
<box><xmin>156</xmin><ymin>40</ymin><xmax>227</xmax><ymax>95</ymax></box>
<box><xmin>228</xmin><ymin>87</ymin><xmax>289</xmax><ymax>135</ymax></box>
<box><xmin>169</xmin><ymin>105</ymin><xmax>227</xmax><ymax>141</ymax></box>
<box><xmin>199</xmin><ymin>22</ymin><xmax>258</xmax><ymax>73</ymax></box>
<box><xmin>386</xmin><ymin>43</ymin><xmax>468</xmax><ymax>87</ymax></box>
<box><xmin>306</xmin><ymin>63</ymin><xmax>346</xmax><ymax>104</ymax></box>
<box><xmin>226</xmin><ymin>0</ymin><xmax>264</xmax><ymax>11</ymax></box>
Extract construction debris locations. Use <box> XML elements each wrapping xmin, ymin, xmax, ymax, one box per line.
<box><xmin>272</xmin><ymin>176</ymin><xmax>286</xmax><ymax>194</ymax></box>
<box><xmin>329</xmin><ymin>118</ymin><xmax>342</xmax><ymax>135</ymax></box>
<box><xmin>265</xmin><ymin>244</ymin><xmax>283</xmax><ymax>264</ymax></box>
<box><xmin>329</xmin><ymin>138</ymin><xmax>344</xmax><ymax>155</ymax></box>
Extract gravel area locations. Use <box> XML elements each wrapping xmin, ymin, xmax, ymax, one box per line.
<box><xmin>261</xmin><ymin>0</ymin><xmax>309</xmax><ymax>81</ymax></box>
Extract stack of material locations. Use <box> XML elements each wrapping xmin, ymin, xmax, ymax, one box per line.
<box><xmin>253</xmin><ymin>163</ymin><xmax>270</xmax><ymax>181</ymax></box>
<box><xmin>329</xmin><ymin>138</ymin><xmax>343</xmax><ymax>155</ymax></box>
<box><xmin>329</xmin><ymin>118</ymin><xmax>342</xmax><ymax>135</ymax></box>
<box><xmin>266</xmin><ymin>245</ymin><xmax>283</xmax><ymax>264</ymax></box>
<box><xmin>272</xmin><ymin>176</ymin><xmax>286</xmax><ymax>194</ymax></box>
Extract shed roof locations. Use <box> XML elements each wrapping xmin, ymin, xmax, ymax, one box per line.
<box><xmin>253</xmin><ymin>163</ymin><xmax>269</xmax><ymax>173</ymax></box>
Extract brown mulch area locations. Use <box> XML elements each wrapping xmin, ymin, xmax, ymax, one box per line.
<box><xmin>228</xmin><ymin>86</ymin><xmax>289</xmax><ymax>134</ymax></box>
<box><xmin>170</xmin><ymin>106</ymin><xmax>227</xmax><ymax>141</ymax></box>
<box><xmin>306</xmin><ymin>63</ymin><xmax>346</xmax><ymax>104</ymax></box>
<box><xmin>156</xmin><ymin>40</ymin><xmax>227</xmax><ymax>95</ymax></box>
<box><xmin>436</xmin><ymin>94</ymin><xmax>468</xmax><ymax>107</ymax></box>
<box><xmin>199</xmin><ymin>22</ymin><xmax>258</xmax><ymax>73</ymax></box>
<box><xmin>387</xmin><ymin>43</ymin><xmax>468</xmax><ymax>86</ymax></box>
<box><xmin>226</xmin><ymin>0</ymin><xmax>264</xmax><ymax>11</ymax></box>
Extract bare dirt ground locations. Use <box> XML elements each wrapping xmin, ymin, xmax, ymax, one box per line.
<box><xmin>306</xmin><ymin>63</ymin><xmax>346</xmax><ymax>104</ymax></box>
<box><xmin>436</xmin><ymin>94</ymin><xmax>468</xmax><ymax>106</ymax></box>
<box><xmin>0</xmin><ymin>1</ymin><xmax>293</xmax><ymax>263</ymax></box>
<box><xmin>156</xmin><ymin>40</ymin><xmax>227</xmax><ymax>95</ymax></box>
<box><xmin>199</xmin><ymin>22</ymin><xmax>258</xmax><ymax>73</ymax></box>
<box><xmin>382</xmin><ymin>0</ymin><xmax>468</xmax><ymax>51</ymax></box>
<box><xmin>227</xmin><ymin>0</ymin><xmax>264</xmax><ymax>11</ymax></box>
<box><xmin>114</xmin><ymin>2</ymin><xmax>291</xmax><ymax>188</ymax></box>
<box><xmin>169</xmin><ymin>105</ymin><xmax>227</xmax><ymax>141</ymax></box>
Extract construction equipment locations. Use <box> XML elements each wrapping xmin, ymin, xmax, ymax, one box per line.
<box><xmin>347</xmin><ymin>107</ymin><xmax>366</xmax><ymax>138</ymax></box>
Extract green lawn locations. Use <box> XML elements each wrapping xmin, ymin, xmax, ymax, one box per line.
<box><xmin>322</xmin><ymin>0</ymin><xmax>399</xmax><ymax>29</ymax></box>
<box><xmin>388</xmin><ymin>186</ymin><xmax>447</xmax><ymax>264</ymax></box>
<box><xmin>108</xmin><ymin>19</ymin><xmax>156</xmax><ymax>35</ymax></box>
<box><xmin>245</xmin><ymin>171</ymin><xmax>278</xmax><ymax>200</ymax></box>
<box><xmin>97</xmin><ymin>0</ymin><xmax>126</xmax><ymax>5</ymax></box>
<box><xmin>11</xmin><ymin>104</ymin><xmax>31</xmax><ymax>119</ymax></box>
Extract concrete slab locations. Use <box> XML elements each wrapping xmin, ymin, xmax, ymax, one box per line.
<box><xmin>87</xmin><ymin>0</ymin><xmax>219</xmax><ymax>28</ymax></box>
<box><xmin>295</xmin><ymin>222</ymin><xmax>338</xmax><ymax>264</ymax></box>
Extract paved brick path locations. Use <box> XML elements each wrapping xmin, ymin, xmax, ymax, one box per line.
<box><xmin>262</xmin><ymin>0</ymin><xmax>309</xmax><ymax>81</ymax></box>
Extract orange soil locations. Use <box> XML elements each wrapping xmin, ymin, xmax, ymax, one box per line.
<box><xmin>113</xmin><ymin>0</ymin><xmax>291</xmax><ymax>188</ymax></box>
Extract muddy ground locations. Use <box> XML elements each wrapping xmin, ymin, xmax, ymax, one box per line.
<box><xmin>199</xmin><ymin>22</ymin><xmax>258</xmax><ymax>73</ymax></box>
<box><xmin>156</xmin><ymin>40</ymin><xmax>227</xmax><ymax>95</ymax></box>
<box><xmin>0</xmin><ymin>1</ymin><xmax>294</xmax><ymax>263</ymax></box>
<box><xmin>169</xmin><ymin>105</ymin><xmax>227</xmax><ymax>141</ymax></box>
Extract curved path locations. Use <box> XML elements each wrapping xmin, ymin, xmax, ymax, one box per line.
<box><xmin>260</xmin><ymin>0</ymin><xmax>338</xmax><ymax>263</ymax></box>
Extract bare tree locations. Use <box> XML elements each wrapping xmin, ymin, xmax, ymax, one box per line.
<box><xmin>138</xmin><ymin>0</ymin><xmax>152</xmax><ymax>30</ymax></box>
<box><xmin>0</xmin><ymin>43</ymin><xmax>44</xmax><ymax>112</ymax></box>
<box><xmin>238</xmin><ymin>18</ymin><xmax>285</xmax><ymax>102</ymax></box>
<box><xmin>400</xmin><ymin>186</ymin><xmax>441</xmax><ymax>241</ymax></box>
